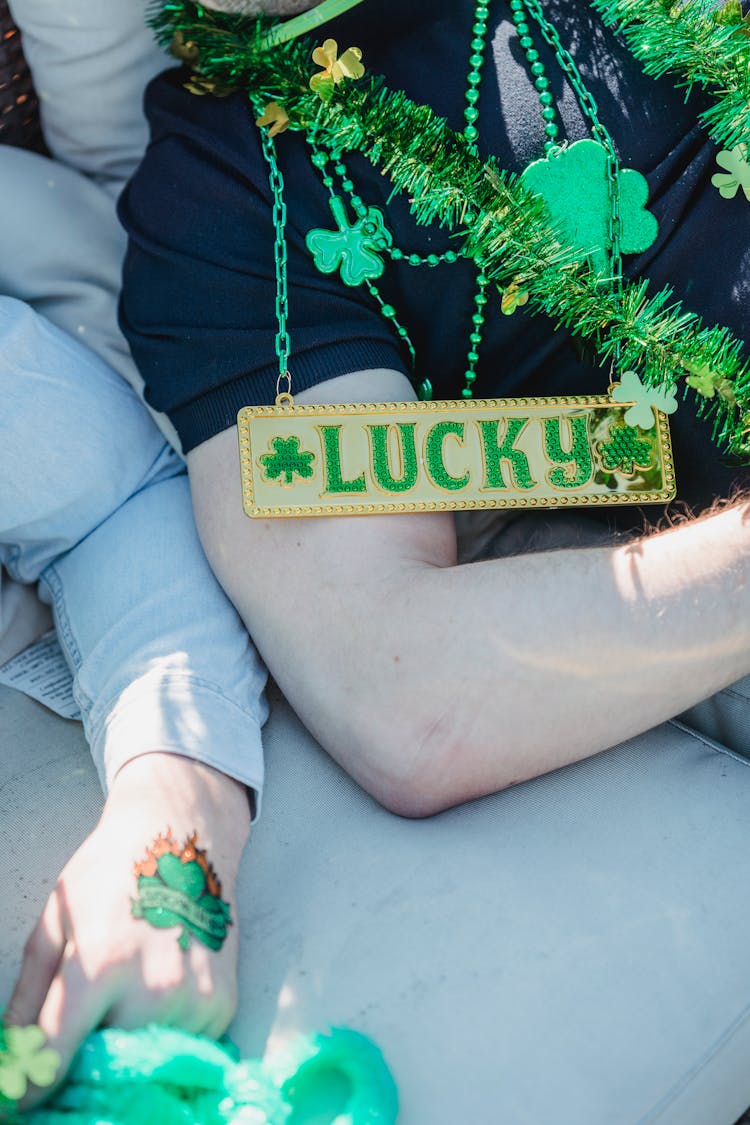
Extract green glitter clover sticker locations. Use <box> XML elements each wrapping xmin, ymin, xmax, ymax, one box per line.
<box><xmin>519</xmin><ymin>139</ymin><xmax>659</xmax><ymax>277</ymax></box>
<box><xmin>131</xmin><ymin>830</ymin><xmax>232</xmax><ymax>952</ymax></box>
<box><xmin>0</xmin><ymin>1024</ymin><xmax>61</xmax><ymax>1104</ymax></box>
<box><xmin>260</xmin><ymin>435</ymin><xmax>316</xmax><ymax>486</ymax></box>
<box><xmin>307</xmin><ymin>195</ymin><xmax>393</xmax><ymax>286</ymax></box>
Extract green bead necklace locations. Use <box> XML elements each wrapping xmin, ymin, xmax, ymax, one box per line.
<box><xmin>462</xmin><ymin>0</ymin><xmax>491</xmax><ymax>147</ymax></box>
<box><xmin>302</xmin><ymin>0</ymin><xmax>502</xmax><ymax>401</ymax></box>
<box><xmin>508</xmin><ymin>0</ymin><xmax>562</xmax><ymax>152</ymax></box>
<box><xmin>255</xmin><ymin>0</ymin><xmax>659</xmax><ymax>413</ymax></box>
<box><xmin>298</xmin><ymin>0</ymin><xmax>642</xmax><ymax>403</ymax></box>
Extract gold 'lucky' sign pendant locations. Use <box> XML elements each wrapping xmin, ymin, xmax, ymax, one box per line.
<box><xmin>237</xmin><ymin>394</ymin><xmax>676</xmax><ymax>519</ymax></box>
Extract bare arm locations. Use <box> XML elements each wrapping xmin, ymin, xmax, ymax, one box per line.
<box><xmin>188</xmin><ymin>369</ymin><xmax>750</xmax><ymax>817</ymax></box>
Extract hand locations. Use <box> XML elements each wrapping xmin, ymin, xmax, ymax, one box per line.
<box><xmin>4</xmin><ymin>753</ymin><xmax>251</xmax><ymax>1111</ymax></box>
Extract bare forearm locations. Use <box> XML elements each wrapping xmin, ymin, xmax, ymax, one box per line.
<box><xmin>411</xmin><ymin>502</ymin><xmax>750</xmax><ymax>792</ymax></box>
<box><xmin>188</xmin><ymin>383</ymin><xmax>750</xmax><ymax>814</ymax></box>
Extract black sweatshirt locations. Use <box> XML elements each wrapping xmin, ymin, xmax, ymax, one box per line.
<box><xmin>118</xmin><ymin>0</ymin><xmax>749</xmax><ymax>513</ymax></box>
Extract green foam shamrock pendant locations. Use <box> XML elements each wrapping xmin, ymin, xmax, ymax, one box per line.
<box><xmin>519</xmin><ymin>139</ymin><xmax>659</xmax><ymax>277</ymax></box>
<box><xmin>307</xmin><ymin>194</ymin><xmax>392</xmax><ymax>286</ymax></box>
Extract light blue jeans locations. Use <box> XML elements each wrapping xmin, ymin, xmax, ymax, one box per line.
<box><xmin>0</xmin><ymin>295</ymin><xmax>267</xmax><ymax>802</ymax></box>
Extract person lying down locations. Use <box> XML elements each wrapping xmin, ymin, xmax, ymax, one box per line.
<box><xmin>119</xmin><ymin>0</ymin><xmax>750</xmax><ymax>815</ymax></box>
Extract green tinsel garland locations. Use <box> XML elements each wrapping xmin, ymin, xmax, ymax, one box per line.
<box><xmin>151</xmin><ymin>0</ymin><xmax>750</xmax><ymax>456</ymax></box>
<box><xmin>590</xmin><ymin>0</ymin><xmax>750</xmax><ymax>151</ymax></box>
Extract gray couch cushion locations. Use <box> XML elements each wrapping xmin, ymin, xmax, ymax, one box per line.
<box><xmin>4</xmin><ymin>682</ymin><xmax>750</xmax><ymax>1123</ymax></box>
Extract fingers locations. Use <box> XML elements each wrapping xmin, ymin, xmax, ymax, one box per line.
<box><xmin>5</xmin><ymin>890</ymin><xmax>66</xmax><ymax>1029</ymax></box>
<box><xmin>8</xmin><ymin>944</ymin><xmax>115</xmax><ymax>1114</ymax></box>
<box><xmin>8</xmin><ymin>883</ymin><xmax>239</xmax><ymax>1116</ymax></box>
<box><xmin>32</xmin><ymin>946</ymin><xmax>114</xmax><ymax>1097</ymax></box>
<box><xmin>203</xmin><ymin>993</ymin><xmax>237</xmax><ymax>1041</ymax></box>
<box><xmin>107</xmin><ymin>950</ymin><xmax>236</xmax><ymax>1039</ymax></box>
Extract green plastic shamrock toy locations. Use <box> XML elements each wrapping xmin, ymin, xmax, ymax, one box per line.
<box><xmin>519</xmin><ymin>139</ymin><xmax>659</xmax><ymax>277</ymax></box>
<box><xmin>0</xmin><ymin>1024</ymin><xmax>60</xmax><ymax>1103</ymax></box>
<box><xmin>307</xmin><ymin>195</ymin><xmax>393</xmax><ymax>286</ymax></box>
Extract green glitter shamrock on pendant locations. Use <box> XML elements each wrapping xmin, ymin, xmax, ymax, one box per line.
<box><xmin>596</xmin><ymin>422</ymin><xmax>653</xmax><ymax>476</ymax></box>
<box><xmin>260</xmin><ymin>436</ymin><xmax>316</xmax><ymax>486</ymax></box>
<box><xmin>0</xmin><ymin>1024</ymin><xmax>61</xmax><ymax>1102</ymax></box>
<box><xmin>519</xmin><ymin>139</ymin><xmax>659</xmax><ymax>277</ymax></box>
<box><xmin>307</xmin><ymin>195</ymin><xmax>393</xmax><ymax>286</ymax></box>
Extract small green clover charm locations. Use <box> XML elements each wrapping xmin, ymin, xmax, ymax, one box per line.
<box><xmin>711</xmin><ymin>144</ymin><xmax>750</xmax><ymax>201</ymax></box>
<box><xmin>0</xmin><ymin>1024</ymin><xmax>61</xmax><ymax>1102</ymax></box>
<box><xmin>307</xmin><ymin>195</ymin><xmax>392</xmax><ymax>286</ymax></box>
<box><xmin>131</xmin><ymin>830</ymin><xmax>232</xmax><ymax>952</ymax></box>
<box><xmin>596</xmin><ymin>422</ymin><xmax>653</xmax><ymax>476</ymax></box>
<box><xmin>610</xmin><ymin>369</ymin><xmax>678</xmax><ymax>430</ymax></box>
<box><xmin>519</xmin><ymin>139</ymin><xmax>659</xmax><ymax>277</ymax></box>
<box><xmin>260</xmin><ymin>435</ymin><xmax>316</xmax><ymax>486</ymax></box>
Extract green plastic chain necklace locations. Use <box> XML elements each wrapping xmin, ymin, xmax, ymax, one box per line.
<box><xmin>297</xmin><ymin>0</ymin><xmax>654</xmax><ymax>403</ymax></box>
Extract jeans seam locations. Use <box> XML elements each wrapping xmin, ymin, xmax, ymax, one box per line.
<box><xmin>106</xmin><ymin>744</ymin><xmax>264</xmax><ymax>793</ymax></box>
<box><xmin>38</xmin><ymin>563</ymin><xmax>95</xmax><ymax>714</ymax></box>
<box><xmin>3</xmin><ymin>544</ymin><xmax>22</xmax><ymax>580</ymax></box>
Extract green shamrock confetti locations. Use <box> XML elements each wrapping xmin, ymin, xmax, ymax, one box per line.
<box><xmin>683</xmin><ymin>361</ymin><xmax>718</xmax><ymax>397</ymax></box>
<box><xmin>519</xmin><ymin>139</ymin><xmax>659</xmax><ymax>276</ymax></box>
<box><xmin>501</xmin><ymin>280</ymin><xmax>530</xmax><ymax>315</ymax></box>
<box><xmin>0</xmin><ymin>1024</ymin><xmax>61</xmax><ymax>1102</ymax></box>
<box><xmin>260</xmin><ymin>436</ymin><xmax>316</xmax><ymax>486</ymax></box>
<box><xmin>711</xmin><ymin>144</ymin><xmax>750</xmax><ymax>201</ymax></box>
<box><xmin>712</xmin><ymin>0</ymin><xmax>750</xmax><ymax>34</ymax></box>
<box><xmin>131</xmin><ymin>831</ymin><xmax>232</xmax><ymax>952</ymax></box>
<box><xmin>309</xmin><ymin>38</ymin><xmax>365</xmax><ymax>103</ymax></box>
<box><xmin>610</xmin><ymin>369</ymin><xmax>678</xmax><ymax>430</ymax></box>
<box><xmin>596</xmin><ymin>422</ymin><xmax>653</xmax><ymax>476</ymax></box>
<box><xmin>307</xmin><ymin>195</ymin><xmax>392</xmax><ymax>286</ymax></box>
<box><xmin>683</xmin><ymin>360</ymin><xmax>738</xmax><ymax>405</ymax></box>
